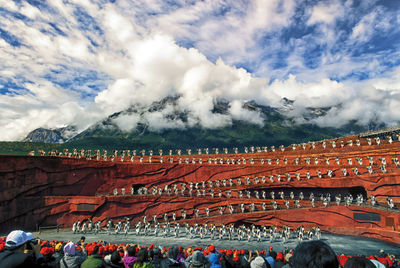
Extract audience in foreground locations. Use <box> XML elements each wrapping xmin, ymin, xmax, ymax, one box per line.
<box><xmin>0</xmin><ymin>230</ymin><xmax>399</xmax><ymax>268</ymax></box>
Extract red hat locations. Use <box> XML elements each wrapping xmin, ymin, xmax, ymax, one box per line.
<box><xmin>40</xmin><ymin>247</ymin><xmax>52</xmax><ymax>256</ymax></box>
<box><xmin>98</xmin><ymin>246</ymin><xmax>104</xmax><ymax>255</ymax></box>
<box><xmin>338</xmin><ymin>255</ymin><xmax>348</xmax><ymax>267</ymax></box>
<box><xmin>276</xmin><ymin>252</ymin><xmax>284</xmax><ymax>261</ymax></box>
<box><xmin>209</xmin><ymin>245</ymin><xmax>215</xmax><ymax>252</ymax></box>
<box><xmin>178</xmin><ymin>246</ymin><xmax>183</xmax><ymax>252</ymax></box>
<box><xmin>226</xmin><ymin>249</ymin><xmax>233</xmax><ymax>256</ymax></box>
<box><xmin>149</xmin><ymin>244</ymin><xmax>155</xmax><ymax>249</ymax></box>
<box><xmin>269</xmin><ymin>246</ymin><xmax>273</xmax><ymax>250</ymax></box>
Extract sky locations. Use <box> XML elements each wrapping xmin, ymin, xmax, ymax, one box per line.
<box><xmin>0</xmin><ymin>0</ymin><xmax>400</xmax><ymax>141</ymax></box>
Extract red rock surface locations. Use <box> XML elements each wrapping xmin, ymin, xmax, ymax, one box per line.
<box><xmin>1</xmin><ymin>135</ymin><xmax>400</xmax><ymax>244</ymax></box>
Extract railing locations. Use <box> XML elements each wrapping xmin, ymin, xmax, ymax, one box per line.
<box><xmin>37</xmin><ymin>224</ymin><xmax>63</xmax><ymax>234</ymax></box>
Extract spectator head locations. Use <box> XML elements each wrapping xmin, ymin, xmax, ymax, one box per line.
<box><xmin>192</xmin><ymin>250</ymin><xmax>207</xmax><ymax>267</ymax></box>
<box><xmin>186</xmin><ymin>247</ymin><xmax>193</xmax><ymax>257</ymax></box>
<box><xmin>153</xmin><ymin>248</ymin><xmax>162</xmax><ymax>258</ymax></box>
<box><xmin>137</xmin><ymin>248</ymin><xmax>148</xmax><ymax>264</ymax></box>
<box><xmin>64</xmin><ymin>242</ymin><xmax>76</xmax><ymax>256</ymax></box>
<box><xmin>128</xmin><ymin>246</ymin><xmax>136</xmax><ymax>257</ymax></box>
<box><xmin>169</xmin><ymin>246</ymin><xmax>179</xmax><ymax>260</ymax></box>
<box><xmin>209</xmin><ymin>245</ymin><xmax>215</xmax><ymax>253</ymax></box>
<box><xmin>55</xmin><ymin>243</ymin><xmax>63</xmax><ymax>252</ymax></box>
<box><xmin>209</xmin><ymin>251</ymin><xmax>221</xmax><ymax>265</ymax></box>
<box><xmin>111</xmin><ymin>251</ymin><xmax>122</xmax><ymax>265</ymax></box>
<box><xmin>250</xmin><ymin>256</ymin><xmax>267</xmax><ymax>268</ymax></box>
<box><xmin>290</xmin><ymin>241</ymin><xmax>339</xmax><ymax>268</ymax></box>
<box><xmin>92</xmin><ymin>245</ymin><xmax>100</xmax><ymax>255</ymax></box>
<box><xmin>80</xmin><ymin>236</ymin><xmax>86</xmax><ymax>243</ymax></box>
<box><xmin>276</xmin><ymin>252</ymin><xmax>284</xmax><ymax>262</ymax></box>
<box><xmin>344</xmin><ymin>257</ymin><xmax>375</xmax><ymax>268</ymax></box>
<box><xmin>5</xmin><ymin>230</ymin><xmax>33</xmax><ymax>251</ymax></box>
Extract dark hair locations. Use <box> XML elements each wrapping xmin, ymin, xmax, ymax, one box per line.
<box><xmin>153</xmin><ymin>248</ymin><xmax>162</xmax><ymax>258</ymax></box>
<box><xmin>92</xmin><ymin>245</ymin><xmax>100</xmax><ymax>255</ymax></box>
<box><xmin>148</xmin><ymin>249</ymin><xmax>154</xmax><ymax>260</ymax></box>
<box><xmin>111</xmin><ymin>251</ymin><xmax>122</xmax><ymax>264</ymax></box>
<box><xmin>344</xmin><ymin>257</ymin><xmax>375</xmax><ymax>268</ymax></box>
<box><xmin>80</xmin><ymin>236</ymin><xmax>86</xmax><ymax>241</ymax></box>
<box><xmin>290</xmin><ymin>241</ymin><xmax>339</xmax><ymax>268</ymax></box>
<box><xmin>137</xmin><ymin>248</ymin><xmax>149</xmax><ymax>265</ymax></box>
<box><xmin>128</xmin><ymin>246</ymin><xmax>136</xmax><ymax>257</ymax></box>
<box><xmin>168</xmin><ymin>246</ymin><xmax>179</xmax><ymax>260</ymax></box>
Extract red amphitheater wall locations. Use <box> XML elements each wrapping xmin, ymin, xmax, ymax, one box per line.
<box><xmin>1</xmin><ymin>136</ymin><xmax>400</xmax><ymax>243</ymax></box>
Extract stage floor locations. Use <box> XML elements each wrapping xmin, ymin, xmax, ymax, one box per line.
<box><xmin>33</xmin><ymin>229</ymin><xmax>400</xmax><ymax>256</ymax></box>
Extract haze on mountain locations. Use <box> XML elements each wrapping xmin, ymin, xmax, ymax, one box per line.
<box><xmin>1</xmin><ymin>1</ymin><xmax>400</xmax><ymax>146</ymax></box>
<box><xmin>23</xmin><ymin>96</ymin><xmax>379</xmax><ymax>151</ymax></box>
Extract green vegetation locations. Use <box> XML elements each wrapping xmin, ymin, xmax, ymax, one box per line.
<box><xmin>0</xmin><ymin>141</ymin><xmax>62</xmax><ymax>155</ymax></box>
<box><xmin>0</xmin><ymin>120</ymin><xmax>341</xmax><ymax>155</ymax></box>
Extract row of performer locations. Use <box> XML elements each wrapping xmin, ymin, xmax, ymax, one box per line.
<box><xmin>70</xmin><ymin>196</ymin><xmax>395</xmax><ymax>235</ymax></box>
<box><xmin>115</xmin><ymin>159</ymin><xmax>395</xmax><ymax>195</ymax></box>
<box><xmin>115</xmin><ymin>185</ymin><xmax>396</xmax><ymax>209</ymax></box>
<box><xmin>72</xmin><ymin>220</ymin><xmax>321</xmax><ymax>243</ymax></box>
<box><xmin>40</xmin><ymin>152</ymin><xmax>400</xmax><ymax>168</ymax></box>
<box><xmin>33</xmin><ymin>136</ymin><xmax>396</xmax><ymax>158</ymax></box>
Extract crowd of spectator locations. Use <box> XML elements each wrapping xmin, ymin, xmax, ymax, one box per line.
<box><xmin>0</xmin><ymin>230</ymin><xmax>399</xmax><ymax>268</ymax></box>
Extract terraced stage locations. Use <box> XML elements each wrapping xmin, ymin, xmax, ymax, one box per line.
<box><xmin>1</xmin><ymin>134</ymin><xmax>400</xmax><ymax>244</ymax></box>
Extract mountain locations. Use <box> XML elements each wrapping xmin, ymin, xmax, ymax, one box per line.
<box><xmin>64</xmin><ymin>98</ymin><xmax>342</xmax><ymax>151</ymax></box>
<box><xmin>23</xmin><ymin>126</ymin><xmax>77</xmax><ymax>144</ymax></box>
<box><xmin>21</xmin><ymin>97</ymin><xmax>379</xmax><ymax>151</ymax></box>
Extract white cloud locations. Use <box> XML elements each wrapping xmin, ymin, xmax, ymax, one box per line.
<box><xmin>307</xmin><ymin>1</ymin><xmax>344</xmax><ymax>25</ymax></box>
<box><xmin>229</xmin><ymin>100</ymin><xmax>264</xmax><ymax>126</ymax></box>
<box><xmin>112</xmin><ymin>113</ymin><xmax>141</xmax><ymax>132</ymax></box>
<box><xmin>0</xmin><ymin>0</ymin><xmax>399</xmax><ymax>141</ymax></box>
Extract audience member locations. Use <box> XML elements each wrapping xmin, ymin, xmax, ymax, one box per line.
<box><xmin>289</xmin><ymin>241</ymin><xmax>338</xmax><ymax>268</ymax></box>
<box><xmin>60</xmin><ymin>241</ymin><xmax>87</xmax><ymax>268</ymax></box>
<box><xmin>0</xmin><ymin>230</ymin><xmax>43</xmax><ymax>268</ymax></box>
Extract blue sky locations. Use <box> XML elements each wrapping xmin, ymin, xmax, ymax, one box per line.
<box><xmin>0</xmin><ymin>0</ymin><xmax>400</xmax><ymax>140</ymax></box>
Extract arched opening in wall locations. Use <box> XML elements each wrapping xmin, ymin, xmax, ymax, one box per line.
<box><xmin>347</xmin><ymin>186</ymin><xmax>368</xmax><ymax>198</ymax></box>
<box><xmin>233</xmin><ymin>220</ymin><xmax>247</xmax><ymax>228</ymax></box>
<box><xmin>131</xmin><ymin>184</ymin><xmax>146</xmax><ymax>194</ymax></box>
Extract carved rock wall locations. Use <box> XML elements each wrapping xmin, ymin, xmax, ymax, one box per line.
<box><xmin>1</xmin><ymin>136</ymin><xmax>400</xmax><ymax>244</ymax></box>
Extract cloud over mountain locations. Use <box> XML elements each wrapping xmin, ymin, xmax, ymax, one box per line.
<box><xmin>0</xmin><ymin>0</ymin><xmax>399</xmax><ymax>140</ymax></box>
